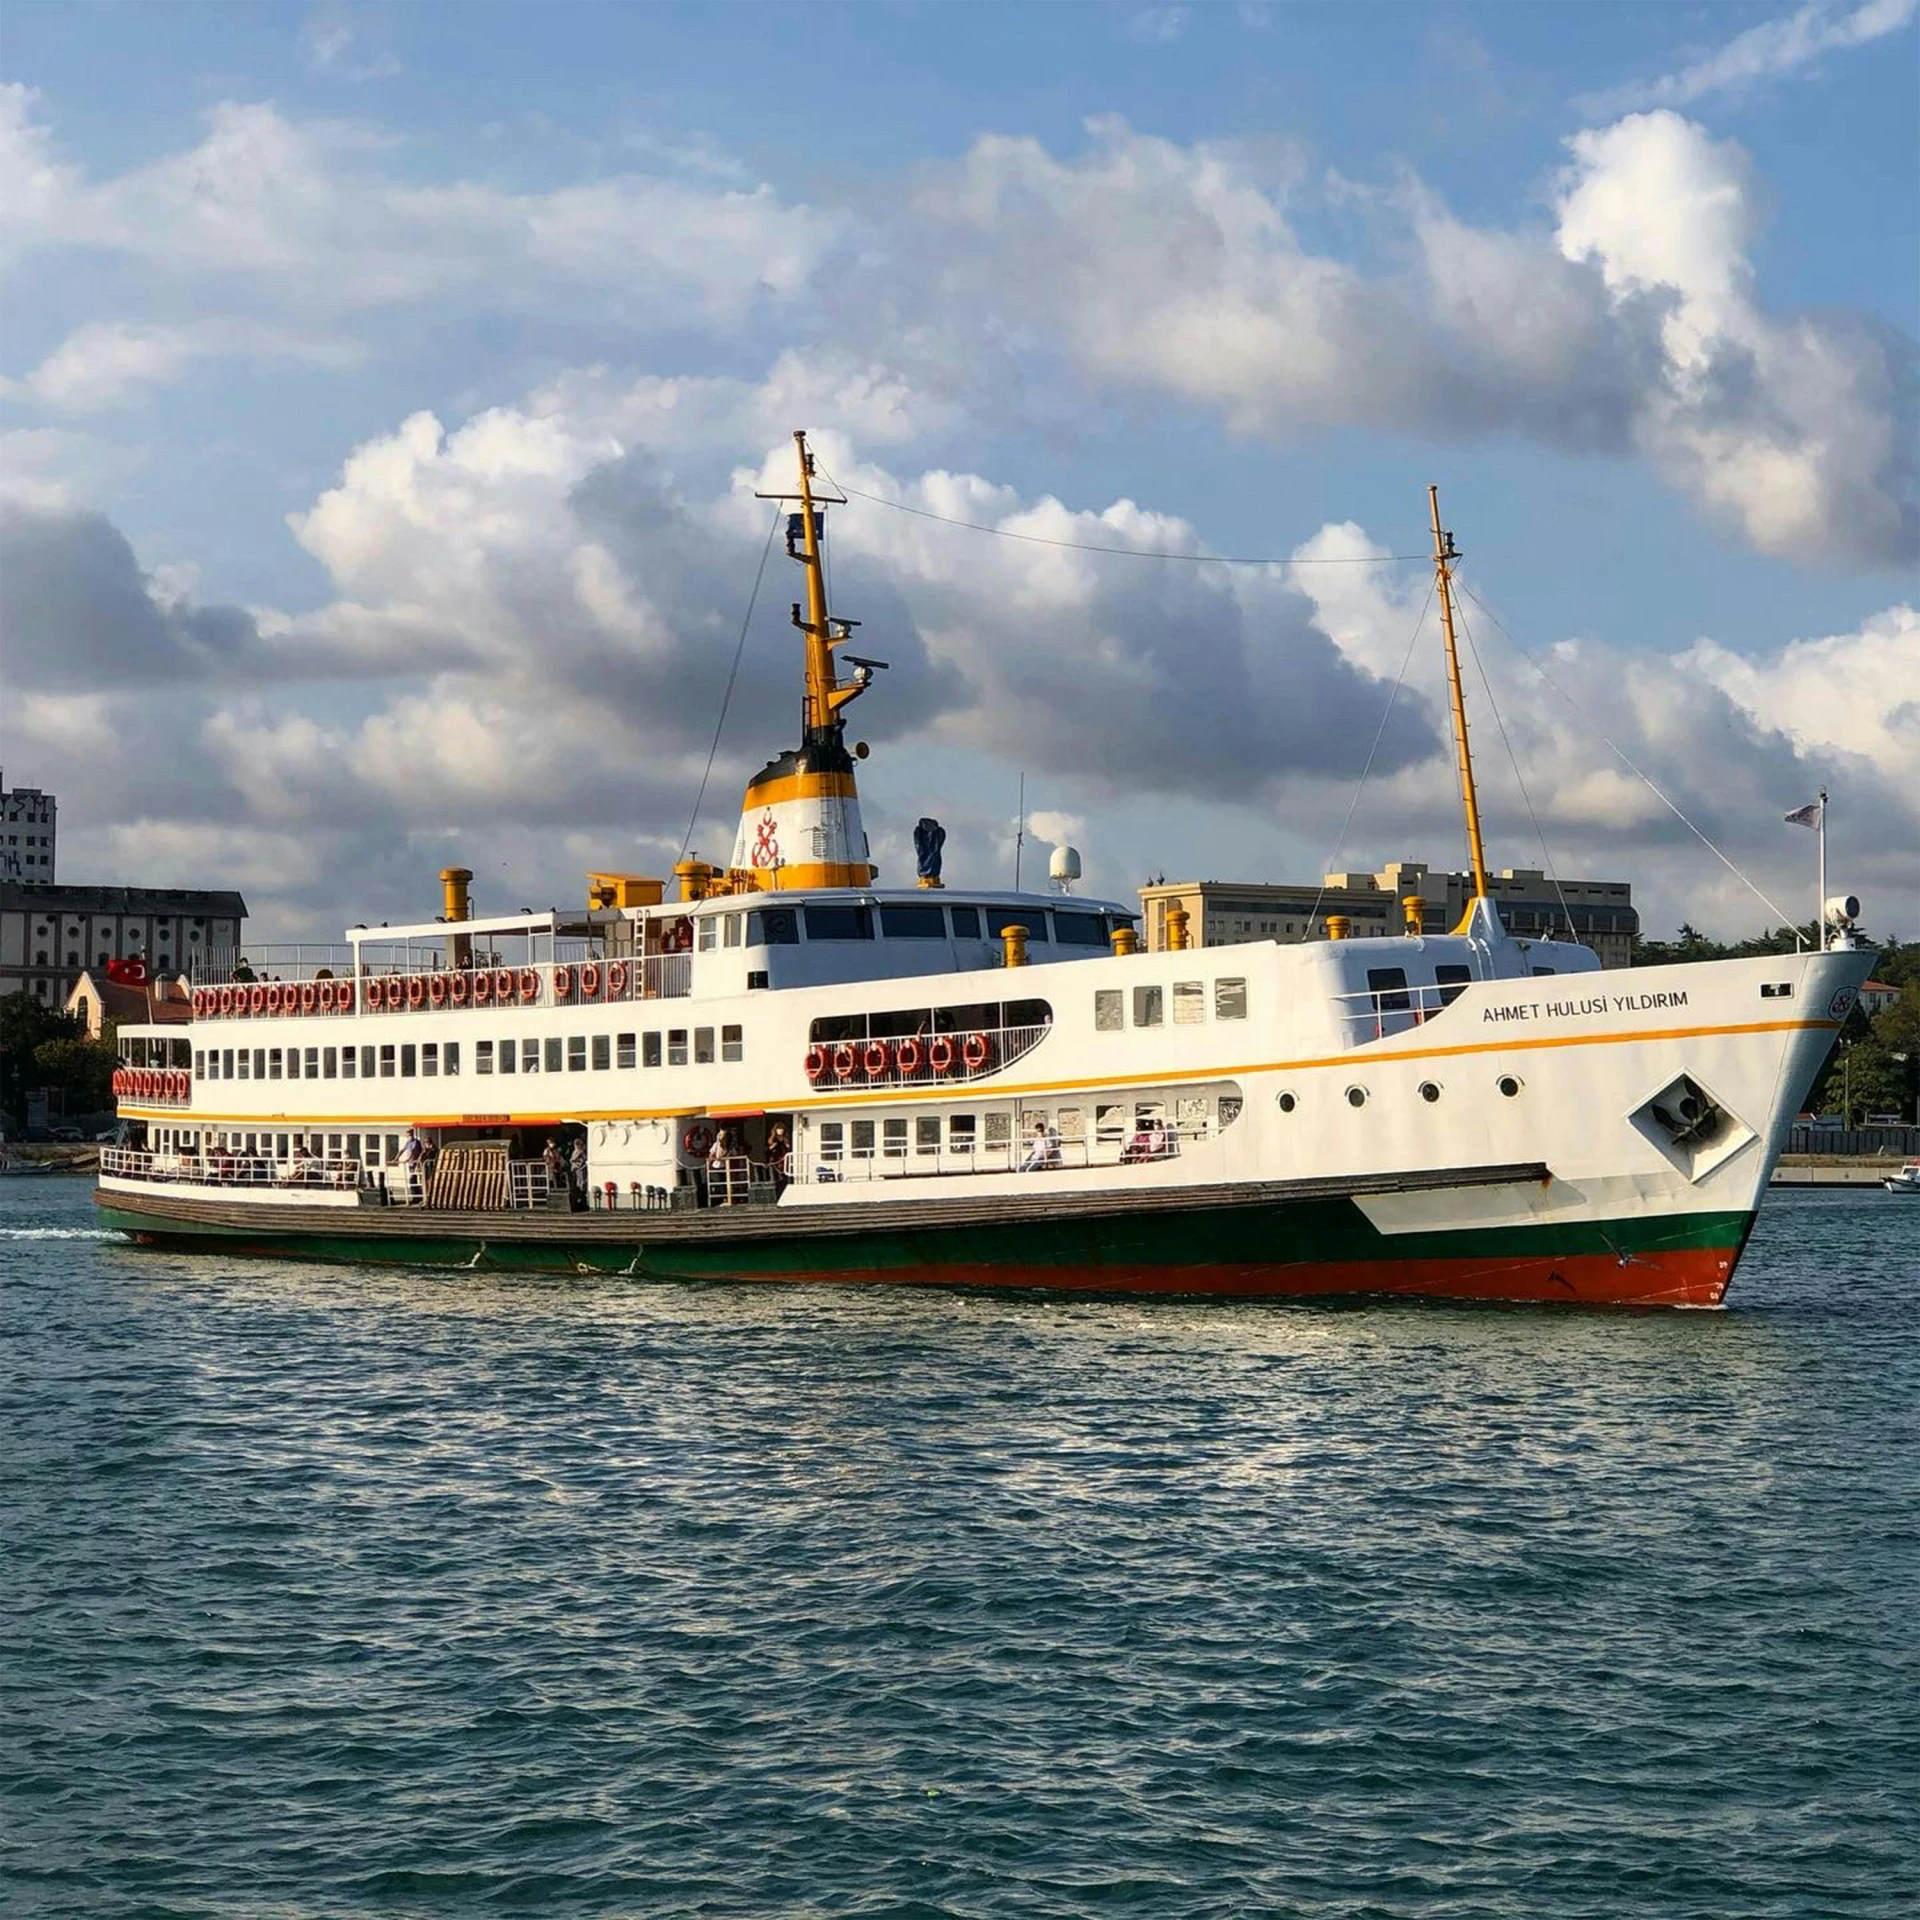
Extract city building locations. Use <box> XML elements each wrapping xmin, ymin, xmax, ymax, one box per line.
<box><xmin>0</xmin><ymin>884</ymin><xmax>248</xmax><ymax>1007</ymax></box>
<box><xmin>64</xmin><ymin>969</ymin><xmax>194</xmax><ymax>1040</ymax></box>
<box><xmin>1139</xmin><ymin>860</ymin><xmax>1639</xmax><ymax>969</ymax></box>
<box><xmin>0</xmin><ymin>772</ymin><xmax>57</xmax><ymax>882</ymax></box>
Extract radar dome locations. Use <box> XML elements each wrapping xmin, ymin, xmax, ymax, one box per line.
<box><xmin>1049</xmin><ymin>845</ymin><xmax>1083</xmax><ymax>890</ymax></box>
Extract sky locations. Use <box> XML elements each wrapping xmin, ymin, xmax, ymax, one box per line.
<box><xmin>1</xmin><ymin>0</ymin><xmax>1915</xmax><ymax>949</ymax></box>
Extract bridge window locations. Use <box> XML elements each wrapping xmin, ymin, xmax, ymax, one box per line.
<box><xmin>1367</xmin><ymin>967</ymin><xmax>1411</xmax><ymax>1013</ymax></box>
<box><xmin>805</xmin><ymin>904</ymin><xmax>872</xmax><ymax>941</ymax></box>
<box><xmin>949</xmin><ymin>905</ymin><xmax>982</xmax><ymax>938</ymax></box>
<box><xmin>749</xmin><ymin>907</ymin><xmax>800</xmax><ymax>946</ymax></box>
<box><xmin>1053</xmin><ymin>911</ymin><xmax>1108</xmax><ymax>945</ymax></box>
<box><xmin>880</xmin><ymin>903</ymin><xmax>947</xmax><ymax>939</ymax></box>
<box><xmin>995</xmin><ymin>910</ymin><xmax>1048</xmax><ymax>941</ymax></box>
<box><xmin>1436</xmin><ymin>964</ymin><xmax>1471</xmax><ymax>1006</ymax></box>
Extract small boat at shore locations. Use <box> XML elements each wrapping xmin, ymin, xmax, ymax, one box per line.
<box><xmin>1885</xmin><ymin>1162</ymin><xmax>1920</xmax><ymax>1194</ymax></box>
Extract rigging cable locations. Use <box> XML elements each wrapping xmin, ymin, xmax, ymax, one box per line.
<box><xmin>677</xmin><ymin>508</ymin><xmax>784</xmax><ymax>865</ymax></box>
<box><xmin>1306</xmin><ymin>578</ymin><xmax>1437</xmax><ymax>933</ymax></box>
<box><xmin>1455</xmin><ymin>579</ymin><xmax>1802</xmax><ymax>938</ymax></box>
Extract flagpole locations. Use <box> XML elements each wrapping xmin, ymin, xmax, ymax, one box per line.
<box><xmin>1817</xmin><ymin>786</ymin><xmax>1828</xmax><ymax>952</ymax></box>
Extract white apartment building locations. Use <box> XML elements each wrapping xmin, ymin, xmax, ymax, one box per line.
<box><xmin>1</xmin><ymin>773</ymin><xmax>56</xmax><ymax>882</ymax></box>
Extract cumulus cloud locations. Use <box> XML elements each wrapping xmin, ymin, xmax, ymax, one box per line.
<box><xmin>1582</xmin><ymin>0</ymin><xmax>1916</xmax><ymax>115</ymax></box>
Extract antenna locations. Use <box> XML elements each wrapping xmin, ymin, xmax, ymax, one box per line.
<box><xmin>1014</xmin><ymin>772</ymin><xmax>1026</xmax><ymax>892</ymax></box>
<box><xmin>1429</xmin><ymin>485</ymin><xmax>1490</xmax><ymax>910</ymax></box>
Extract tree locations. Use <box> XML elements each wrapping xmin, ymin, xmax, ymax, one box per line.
<box><xmin>31</xmin><ymin>1035</ymin><xmax>118</xmax><ymax>1118</ymax></box>
<box><xmin>0</xmin><ymin>992</ymin><xmax>83</xmax><ymax>1126</ymax></box>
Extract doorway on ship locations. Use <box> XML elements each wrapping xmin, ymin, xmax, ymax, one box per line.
<box><xmin>713</xmin><ymin>1113</ymin><xmax>791</xmax><ymax>1199</ymax></box>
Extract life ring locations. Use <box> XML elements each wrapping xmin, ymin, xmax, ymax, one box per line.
<box><xmin>171</xmin><ymin>1070</ymin><xmax>187</xmax><ymax>1100</ymax></box>
<box><xmin>962</xmin><ymin>1032</ymin><xmax>991</xmax><ymax>1073</ymax></box>
<box><xmin>363</xmin><ymin>978</ymin><xmax>381</xmax><ymax>1012</ymax></box>
<box><xmin>449</xmin><ymin>970</ymin><xmax>469</xmax><ymax>1008</ymax></box>
<box><xmin>405</xmin><ymin>975</ymin><xmax>426</xmax><ymax>1011</ymax></box>
<box><xmin>681</xmin><ymin>1121</ymin><xmax>715</xmax><ymax>1159</ymax></box>
<box><xmin>249</xmin><ymin>984</ymin><xmax>267</xmax><ymax>1016</ymax></box>
<box><xmin>928</xmin><ymin>1034</ymin><xmax>956</xmax><ymax>1075</ymax></box>
<box><xmin>190</xmin><ymin>988</ymin><xmax>205</xmax><ymax>1017</ymax></box>
<box><xmin>299</xmin><ymin>981</ymin><xmax>318</xmax><ymax>1015</ymax></box>
<box><xmin>110</xmin><ymin>1068</ymin><xmax>124</xmax><ymax>1097</ymax></box>
<box><xmin>832</xmin><ymin>1042</ymin><xmax>859</xmax><ymax>1082</ymax></box>
<box><xmin>863</xmin><ymin>1038</ymin><xmax>891</xmax><ymax>1079</ymax></box>
<box><xmin>804</xmin><ymin>1043</ymin><xmax>829</xmax><ymax>1082</ymax></box>
<box><xmin>472</xmin><ymin>969</ymin><xmax>492</xmax><ymax>1007</ymax></box>
<box><xmin>517</xmin><ymin>968</ymin><xmax>539</xmax><ymax>1005</ymax></box>
<box><xmin>313</xmin><ymin>980</ymin><xmax>331</xmax><ymax>1014</ymax></box>
<box><xmin>263</xmin><ymin>983</ymin><xmax>281</xmax><ymax>1015</ymax></box>
<box><xmin>580</xmin><ymin>960</ymin><xmax>599</xmax><ymax>998</ymax></box>
<box><xmin>552</xmin><ymin>964</ymin><xmax>574</xmax><ymax>1002</ymax></box>
<box><xmin>428</xmin><ymin>974</ymin><xmax>448</xmax><ymax>1009</ymax></box>
<box><xmin>217</xmin><ymin>985</ymin><xmax>234</xmax><ymax>1017</ymax></box>
<box><xmin>495</xmin><ymin>968</ymin><xmax>515</xmax><ymax>1002</ymax></box>
<box><xmin>896</xmin><ymin>1035</ymin><xmax>925</xmax><ymax>1076</ymax></box>
<box><xmin>273</xmin><ymin>982</ymin><xmax>290</xmax><ymax>1014</ymax></box>
<box><xmin>607</xmin><ymin>960</ymin><xmax>628</xmax><ymax>997</ymax></box>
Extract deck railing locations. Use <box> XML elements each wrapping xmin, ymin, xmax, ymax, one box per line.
<box><xmin>804</xmin><ymin>1021</ymin><xmax>1050</xmax><ymax>1092</ymax></box>
<box><xmin>100</xmin><ymin>1145</ymin><xmax>364</xmax><ymax>1191</ymax></box>
<box><xmin>1331</xmin><ymin>981</ymin><xmax>1470</xmax><ymax>1045</ymax></box>
<box><xmin>802</xmin><ymin>1119</ymin><xmax>1208</xmax><ymax>1185</ymax></box>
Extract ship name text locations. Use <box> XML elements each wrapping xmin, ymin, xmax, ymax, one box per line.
<box><xmin>1482</xmin><ymin>988</ymin><xmax>1689</xmax><ymax>1025</ymax></box>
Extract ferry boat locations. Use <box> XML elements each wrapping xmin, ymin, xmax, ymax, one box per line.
<box><xmin>97</xmin><ymin>434</ymin><xmax>1874</xmax><ymax>1305</ymax></box>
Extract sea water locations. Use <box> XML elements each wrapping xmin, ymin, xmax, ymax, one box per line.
<box><xmin>2</xmin><ymin>1176</ymin><xmax>1916</xmax><ymax>1917</ymax></box>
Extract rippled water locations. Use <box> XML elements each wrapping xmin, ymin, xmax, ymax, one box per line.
<box><xmin>3</xmin><ymin>1176</ymin><xmax>1917</xmax><ymax>1916</ymax></box>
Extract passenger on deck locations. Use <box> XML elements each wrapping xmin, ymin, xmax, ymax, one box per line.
<box><xmin>766</xmin><ymin>1122</ymin><xmax>792</xmax><ymax>1195</ymax></box>
<box><xmin>1021</xmin><ymin>1117</ymin><xmax>1062</xmax><ymax>1172</ymax></box>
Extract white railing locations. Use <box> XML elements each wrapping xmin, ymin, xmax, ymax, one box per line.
<box><xmin>191</xmin><ymin>951</ymin><xmax>693</xmax><ymax>1021</ymax></box>
<box><xmin>803</xmin><ymin>1119</ymin><xmax>1208</xmax><ymax>1185</ymax></box>
<box><xmin>1332</xmin><ymin>981</ymin><xmax>1469</xmax><ymax>1045</ymax></box>
<box><xmin>100</xmin><ymin>1145</ymin><xmax>365</xmax><ymax>1191</ymax></box>
<box><xmin>804</xmin><ymin>1022</ymin><xmax>1050</xmax><ymax>1092</ymax></box>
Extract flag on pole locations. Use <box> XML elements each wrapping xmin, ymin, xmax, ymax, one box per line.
<box><xmin>1784</xmin><ymin>801</ymin><xmax>1824</xmax><ymax>830</ymax></box>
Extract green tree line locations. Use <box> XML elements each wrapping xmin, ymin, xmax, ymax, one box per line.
<box><xmin>0</xmin><ymin>993</ymin><xmax>117</xmax><ymax>1131</ymax></box>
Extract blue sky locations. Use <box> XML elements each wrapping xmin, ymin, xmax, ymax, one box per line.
<box><xmin>1</xmin><ymin>0</ymin><xmax>1915</xmax><ymax>943</ymax></box>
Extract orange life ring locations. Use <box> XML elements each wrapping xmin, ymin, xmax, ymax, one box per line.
<box><xmin>607</xmin><ymin>960</ymin><xmax>628</xmax><ymax>997</ymax></box>
<box><xmin>552</xmin><ymin>964</ymin><xmax>574</xmax><ymax>1002</ymax></box>
<box><xmin>363</xmin><ymin>978</ymin><xmax>382</xmax><ymax>1012</ymax></box>
<box><xmin>518</xmin><ymin>968</ymin><xmax>539</xmax><ymax>1005</ymax></box>
<box><xmin>472</xmin><ymin>969</ymin><xmax>492</xmax><ymax>1007</ymax></box>
<box><xmin>804</xmin><ymin>1043</ymin><xmax>829</xmax><ymax>1081</ymax></box>
<box><xmin>299</xmin><ymin>981</ymin><xmax>318</xmax><ymax>1015</ymax></box>
<box><xmin>171</xmin><ymin>1070</ymin><xmax>186</xmax><ymax>1100</ymax></box>
<box><xmin>580</xmin><ymin>960</ymin><xmax>600</xmax><ymax>998</ymax></box>
<box><xmin>928</xmin><ymin>1035</ymin><xmax>956</xmax><ymax>1075</ymax></box>
<box><xmin>449</xmin><ymin>970</ymin><xmax>469</xmax><ymax>1008</ymax></box>
<box><xmin>263</xmin><ymin>983</ymin><xmax>281</xmax><ymax>1014</ymax></box>
<box><xmin>495</xmin><ymin>968</ymin><xmax>515</xmax><ymax>1002</ymax></box>
<box><xmin>833</xmin><ymin>1042</ymin><xmax>859</xmax><ymax>1082</ymax></box>
<box><xmin>896</xmin><ymin>1036</ymin><xmax>925</xmax><ymax>1076</ymax></box>
<box><xmin>405</xmin><ymin>975</ymin><xmax>426</xmax><ymax>1011</ymax></box>
<box><xmin>962</xmin><ymin>1032</ymin><xmax>991</xmax><ymax>1072</ymax></box>
<box><xmin>314</xmin><ymin>980</ymin><xmax>331</xmax><ymax>1014</ymax></box>
<box><xmin>249</xmin><ymin>984</ymin><xmax>267</xmax><ymax>1016</ymax></box>
<box><xmin>190</xmin><ymin>988</ymin><xmax>204</xmax><ymax>1017</ymax></box>
<box><xmin>681</xmin><ymin>1122</ymin><xmax>715</xmax><ymax>1159</ymax></box>
<box><xmin>217</xmin><ymin>985</ymin><xmax>233</xmax><ymax>1016</ymax></box>
<box><xmin>863</xmin><ymin>1038</ymin><xmax>891</xmax><ymax>1079</ymax></box>
<box><xmin>428</xmin><ymin>974</ymin><xmax>447</xmax><ymax>1009</ymax></box>
<box><xmin>110</xmin><ymin>1068</ymin><xmax>123</xmax><ymax>1097</ymax></box>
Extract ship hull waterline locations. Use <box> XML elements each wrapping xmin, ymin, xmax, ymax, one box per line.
<box><xmin>96</xmin><ymin>1184</ymin><xmax>1753</xmax><ymax>1309</ymax></box>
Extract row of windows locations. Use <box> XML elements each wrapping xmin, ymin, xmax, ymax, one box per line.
<box><xmin>817</xmin><ymin>1094</ymin><xmax>1241</xmax><ymax>1158</ymax></box>
<box><xmin>168</xmin><ymin>1129</ymin><xmax>408</xmax><ymax>1167</ymax></box>
<box><xmin>200</xmin><ymin>1043</ymin><xmax>463</xmax><ymax>1081</ymax></box>
<box><xmin>1096</xmin><ymin>978</ymin><xmax>1248</xmax><ymax>1031</ymax></box>
<box><xmin>475</xmin><ymin>1026</ymin><xmax>744</xmax><ymax>1072</ymax></box>
<box><xmin>809</xmin><ymin>998</ymin><xmax>1051</xmax><ymax>1046</ymax></box>
<box><xmin>749</xmin><ymin>903</ymin><xmax>1118</xmax><ymax>948</ymax></box>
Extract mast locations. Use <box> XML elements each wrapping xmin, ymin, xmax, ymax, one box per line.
<box><xmin>1429</xmin><ymin>484</ymin><xmax>1490</xmax><ymax>910</ymax></box>
<box><xmin>790</xmin><ymin>430</ymin><xmax>859</xmax><ymax>737</ymax></box>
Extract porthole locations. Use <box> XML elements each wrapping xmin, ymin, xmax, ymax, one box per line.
<box><xmin>1276</xmin><ymin>1091</ymin><xmax>1298</xmax><ymax>1113</ymax></box>
<box><xmin>1418</xmin><ymin>1081</ymin><xmax>1441</xmax><ymax>1103</ymax></box>
<box><xmin>1346</xmin><ymin>1086</ymin><xmax>1367</xmax><ymax>1108</ymax></box>
<box><xmin>1497</xmin><ymin>1074</ymin><xmax>1522</xmax><ymax>1098</ymax></box>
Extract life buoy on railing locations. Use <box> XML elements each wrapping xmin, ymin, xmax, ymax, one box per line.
<box><xmin>517</xmin><ymin>967</ymin><xmax>539</xmax><ymax>1005</ymax></box>
<box><xmin>580</xmin><ymin>960</ymin><xmax>600</xmax><ymax>998</ymax></box>
<box><xmin>832</xmin><ymin>1042</ymin><xmax>859</xmax><ymax>1082</ymax></box>
<box><xmin>928</xmin><ymin>1035</ymin><xmax>956</xmax><ymax>1075</ymax></box>
<box><xmin>552</xmin><ymin>964</ymin><xmax>574</xmax><ymax>1002</ymax></box>
<box><xmin>110</xmin><ymin>1068</ymin><xmax>123</xmax><ymax>1097</ymax></box>
<box><xmin>896</xmin><ymin>1035</ymin><xmax>925</xmax><ymax>1076</ymax></box>
<box><xmin>273</xmin><ymin>983</ymin><xmax>291</xmax><ymax>1014</ymax></box>
<box><xmin>962</xmin><ymin>1032</ymin><xmax>991</xmax><ymax>1073</ymax></box>
<box><xmin>495</xmin><ymin>968</ymin><xmax>515</xmax><ymax>1003</ymax></box>
<box><xmin>249</xmin><ymin>984</ymin><xmax>268</xmax><ymax>1016</ymax></box>
<box><xmin>190</xmin><ymin>988</ymin><xmax>205</xmax><ymax>1017</ymax></box>
<box><xmin>804</xmin><ymin>1043</ymin><xmax>829</xmax><ymax>1082</ymax></box>
<box><xmin>607</xmin><ymin>959</ymin><xmax>628</xmax><ymax>998</ymax></box>
<box><xmin>405</xmin><ymin>975</ymin><xmax>426</xmax><ymax>1012</ymax></box>
<box><xmin>449</xmin><ymin>971</ymin><xmax>469</xmax><ymax>1008</ymax></box>
<box><xmin>217</xmin><ymin>985</ymin><xmax>233</xmax><ymax>1017</ymax></box>
<box><xmin>472</xmin><ymin>969</ymin><xmax>492</xmax><ymax>1007</ymax></box>
<box><xmin>364</xmin><ymin>978</ymin><xmax>382</xmax><ymax>1012</ymax></box>
<box><xmin>172</xmin><ymin>1070</ymin><xmax>187</xmax><ymax>1100</ymax></box>
<box><xmin>314</xmin><ymin>980</ymin><xmax>331</xmax><ymax>1014</ymax></box>
<box><xmin>322</xmin><ymin>979</ymin><xmax>339</xmax><ymax>1013</ymax></box>
<box><xmin>263</xmin><ymin>982</ymin><xmax>281</xmax><ymax>1015</ymax></box>
<box><xmin>681</xmin><ymin>1121</ymin><xmax>715</xmax><ymax>1160</ymax></box>
<box><xmin>299</xmin><ymin>981</ymin><xmax>318</xmax><ymax>1015</ymax></box>
<box><xmin>863</xmin><ymin>1039</ymin><xmax>891</xmax><ymax>1079</ymax></box>
<box><xmin>428</xmin><ymin>973</ymin><xmax>448</xmax><ymax>1009</ymax></box>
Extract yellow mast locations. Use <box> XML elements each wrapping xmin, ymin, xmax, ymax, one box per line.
<box><xmin>790</xmin><ymin>429</ymin><xmax>862</xmax><ymax>733</ymax></box>
<box><xmin>1429</xmin><ymin>484</ymin><xmax>1490</xmax><ymax>913</ymax></box>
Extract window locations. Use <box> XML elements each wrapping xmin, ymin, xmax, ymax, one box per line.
<box><xmin>523</xmin><ymin>1039</ymin><xmax>540</xmax><ymax>1073</ymax></box>
<box><xmin>401</xmin><ymin>1046</ymin><xmax>417</xmax><ymax>1078</ymax></box>
<box><xmin>697</xmin><ymin>917</ymin><xmax>719</xmax><ymax>952</ymax></box>
<box><xmin>1095</xmin><ymin>988</ymin><xmax>1123</xmax><ymax>1032</ymax></box>
<box><xmin>269</xmin><ymin>1049</ymin><xmax>283</xmax><ymax>1080</ymax></box>
<box><xmin>747</xmin><ymin>970</ymin><xmax>769</xmax><ymax>991</ymax></box>
<box><xmin>804</xmin><ymin>904</ymin><xmax>872</xmax><ymax>941</ymax></box>
<box><xmin>568</xmin><ymin>1036</ymin><xmax>587</xmax><ymax>1072</ymax></box>
<box><xmin>1053</xmin><ymin>911</ymin><xmax>1108</xmax><ymax>946</ymax></box>
<box><xmin>616</xmin><ymin>1032</ymin><xmax>636</xmax><ymax>1068</ymax></box>
<box><xmin>723</xmin><ymin>913</ymin><xmax>744</xmax><ymax>949</ymax></box>
<box><xmin>668</xmin><ymin>1030</ymin><xmax>688</xmax><ymax>1066</ymax></box>
<box><xmin>694</xmin><ymin>1028</ymin><xmax>715</xmax><ymax>1065</ymax></box>
<box><xmin>880</xmin><ymin>902</ymin><xmax>947</xmax><ymax>939</ymax></box>
<box><xmin>193</xmin><ymin>1050</ymin><xmax>205</xmax><ymax>1077</ymax></box>
<box><xmin>948</xmin><ymin>1114</ymin><xmax>977</xmax><ymax>1151</ymax></box>
<box><xmin>422</xmin><ymin>1044</ymin><xmax>438</xmax><ymax>1077</ymax></box>
<box><xmin>749</xmin><ymin>907</ymin><xmax>799</xmax><ymax>946</ymax></box>
<box><xmin>445</xmin><ymin>1043</ymin><xmax>459</xmax><ymax>1077</ymax></box>
<box><xmin>323</xmin><ymin>1047</ymin><xmax>337</xmax><ymax>1080</ymax></box>
<box><xmin>1435</xmin><ymin>964</ymin><xmax>1471</xmax><ymax>1007</ymax></box>
<box><xmin>1173</xmin><ymin>981</ymin><xmax>1205</xmax><ymax>1025</ymax></box>
<box><xmin>643</xmin><ymin>1032</ymin><xmax>662</xmax><ymax>1067</ymax></box>
<box><xmin>477</xmin><ymin>1041</ymin><xmax>494</xmax><ymax>1074</ymax></box>
<box><xmin>1097</xmin><ymin>1103</ymin><xmax>1128</xmax><ymax>1144</ymax></box>
<box><xmin>360</xmin><ymin>1046</ymin><xmax>375</xmax><ymax>1078</ymax></box>
<box><xmin>379</xmin><ymin>1046</ymin><xmax>396</xmax><ymax>1079</ymax></box>
<box><xmin>851</xmin><ymin>1119</ymin><xmax>876</xmax><ymax>1159</ymax></box>
<box><xmin>915</xmin><ymin>1116</ymin><xmax>941</xmax><ymax>1155</ymax></box>
<box><xmin>497</xmin><ymin>1038</ymin><xmax>515</xmax><ymax>1074</ymax></box>
<box><xmin>544</xmin><ymin>1038</ymin><xmax>562</xmax><ymax>1073</ymax></box>
<box><xmin>1133</xmin><ymin>985</ymin><xmax>1163</xmax><ymax>1028</ymax></box>
<box><xmin>721</xmin><ymin>1024</ymin><xmax>743</xmax><ymax>1063</ymax></box>
<box><xmin>819</xmin><ymin>1121</ymin><xmax>845</xmax><ymax>1161</ymax></box>
<box><xmin>1367</xmin><ymin>967</ymin><xmax>1411</xmax><ymax>1014</ymax></box>
<box><xmin>984</xmin><ymin>1112</ymin><xmax>1013</xmax><ymax>1148</ymax></box>
<box><xmin>1215</xmin><ymin>978</ymin><xmax>1248</xmax><ymax>1021</ymax></box>
<box><xmin>948</xmin><ymin>905</ymin><xmax>982</xmax><ymax>938</ymax></box>
<box><xmin>340</xmin><ymin>1046</ymin><xmax>356</xmax><ymax>1080</ymax></box>
<box><xmin>305</xmin><ymin>1048</ymin><xmax>319</xmax><ymax>1078</ymax></box>
<box><xmin>994</xmin><ymin>910</ymin><xmax>1048</xmax><ymax>941</ymax></box>
<box><xmin>591</xmin><ymin>1034</ymin><xmax>610</xmax><ymax>1071</ymax></box>
<box><xmin>883</xmin><ymin>1117</ymin><xmax>909</xmax><ymax>1159</ymax></box>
